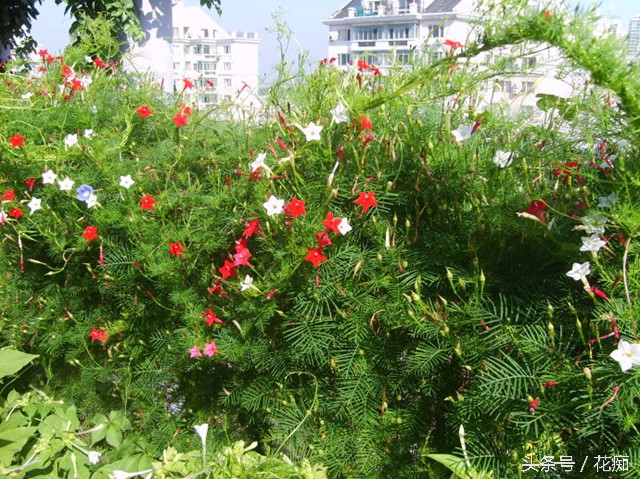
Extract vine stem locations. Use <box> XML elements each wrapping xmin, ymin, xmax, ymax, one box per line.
<box><xmin>274</xmin><ymin>371</ymin><xmax>319</xmax><ymax>456</ymax></box>
<box><xmin>623</xmin><ymin>236</ymin><xmax>632</xmax><ymax>307</ymax></box>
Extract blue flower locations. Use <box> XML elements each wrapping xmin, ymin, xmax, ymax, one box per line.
<box><xmin>76</xmin><ymin>184</ymin><xmax>94</xmax><ymax>202</ymax></box>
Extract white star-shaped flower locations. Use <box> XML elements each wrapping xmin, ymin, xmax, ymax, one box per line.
<box><xmin>330</xmin><ymin>102</ymin><xmax>349</xmax><ymax>124</ymax></box>
<box><xmin>610</xmin><ymin>339</ymin><xmax>640</xmax><ymax>372</ymax></box>
<box><xmin>263</xmin><ymin>195</ymin><xmax>284</xmax><ymax>216</ymax></box>
<box><xmin>580</xmin><ymin>234</ymin><xmax>606</xmax><ymax>254</ymax></box>
<box><xmin>27</xmin><ymin>197</ymin><xmax>42</xmax><ymax>214</ymax></box>
<box><xmin>574</xmin><ymin>214</ymin><xmax>608</xmax><ymax>235</ymax></box>
<box><xmin>301</xmin><ymin>122</ymin><xmax>323</xmax><ymax>142</ymax></box>
<box><xmin>64</xmin><ymin>133</ymin><xmax>78</xmax><ymax>149</ymax></box>
<box><xmin>21</xmin><ymin>92</ymin><xmax>33</xmax><ymax>100</ymax></box>
<box><xmin>492</xmin><ymin>150</ymin><xmax>513</xmax><ymax>168</ymax></box>
<box><xmin>250</xmin><ymin>152</ymin><xmax>267</xmax><ymax>172</ymax></box>
<box><xmin>452</xmin><ymin>125</ymin><xmax>473</xmax><ymax>142</ymax></box>
<box><xmin>0</xmin><ymin>210</ymin><xmax>7</xmax><ymax>224</ymax></box>
<box><xmin>83</xmin><ymin>129</ymin><xmax>94</xmax><ymax>139</ymax></box>
<box><xmin>87</xmin><ymin>451</ymin><xmax>101</xmax><ymax>465</ymax></box>
<box><xmin>338</xmin><ymin>217</ymin><xmax>352</xmax><ymax>235</ymax></box>
<box><xmin>119</xmin><ymin>175</ymin><xmax>135</xmax><ymax>189</ymax></box>
<box><xmin>598</xmin><ymin>193</ymin><xmax>618</xmax><ymax>209</ymax></box>
<box><xmin>86</xmin><ymin>193</ymin><xmax>98</xmax><ymax>208</ymax></box>
<box><xmin>566</xmin><ymin>261</ymin><xmax>590</xmax><ymax>281</ymax></box>
<box><xmin>42</xmin><ymin>169</ymin><xmax>58</xmax><ymax>184</ymax></box>
<box><xmin>58</xmin><ymin>177</ymin><xmax>75</xmax><ymax>191</ymax></box>
<box><xmin>240</xmin><ymin>275</ymin><xmax>254</xmax><ymax>291</ymax></box>
<box><xmin>81</xmin><ymin>75</ymin><xmax>93</xmax><ymax>87</ymax></box>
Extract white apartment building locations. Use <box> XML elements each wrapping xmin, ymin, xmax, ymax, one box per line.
<box><xmin>172</xmin><ymin>0</ymin><xmax>260</xmax><ymax>109</ymax></box>
<box><xmin>323</xmin><ymin>0</ymin><xmax>575</xmax><ymax>119</ymax></box>
<box><xmin>628</xmin><ymin>15</ymin><xmax>640</xmax><ymax>61</ymax></box>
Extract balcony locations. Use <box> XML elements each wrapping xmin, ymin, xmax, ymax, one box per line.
<box><xmin>346</xmin><ymin>2</ymin><xmax>418</xmax><ymax>18</ymax></box>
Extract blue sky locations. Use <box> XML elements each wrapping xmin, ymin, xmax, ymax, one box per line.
<box><xmin>30</xmin><ymin>0</ymin><xmax>640</xmax><ymax>76</ymax></box>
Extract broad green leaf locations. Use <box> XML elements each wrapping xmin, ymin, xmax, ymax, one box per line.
<box><xmin>425</xmin><ymin>454</ymin><xmax>493</xmax><ymax>479</ymax></box>
<box><xmin>0</xmin><ymin>349</ymin><xmax>38</xmax><ymax>379</ymax></box>
<box><xmin>0</xmin><ymin>426</ymin><xmax>38</xmax><ymax>466</ymax></box>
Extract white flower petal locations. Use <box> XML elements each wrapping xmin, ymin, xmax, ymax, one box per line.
<box><xmin>263</xmin><ymin>195</ymin><xmax>284</xmax><ymax>216</ymax></box>
<box><xmin>27</xmin><ymin>197</ymin><xmax>42</xmax><ymax>214</ymax></box>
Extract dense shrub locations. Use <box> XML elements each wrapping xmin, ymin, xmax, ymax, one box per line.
<box><xmin>1</xmin><ymin>1</ymin><xmax>639</xmax><ymax>477</ymax></box>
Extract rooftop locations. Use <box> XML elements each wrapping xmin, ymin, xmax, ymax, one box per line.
<box><xmin>327</xmin><ymin>0</ymin><xmax>464</xmax><ymax>20</ymax></box>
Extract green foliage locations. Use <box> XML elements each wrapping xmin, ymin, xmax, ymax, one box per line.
<box><xmin>0</xmin><ymin>349</ymin><xmax>38</xmax><ymax>379</ymax></box>
<box><xmin>1</xmin><ymin>4</ymin><xmax>640</xmax><ymax>478</ymax></box>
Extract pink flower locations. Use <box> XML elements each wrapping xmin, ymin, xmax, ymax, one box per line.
<box><xmin>189</xmin><ymin>345</ymin><xmax>202</xmax><ymax>358</ymax></box>
<box><xmin>203</xmin><ymin>341</ymin><xmax>219</xmax><ymax>357</ymax></box>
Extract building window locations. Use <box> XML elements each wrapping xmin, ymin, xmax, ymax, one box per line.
<box><xmin>200</xmin><ymin>94</ymin><xmax>216</xmax><ymax>103</ymax></box>
<box><xmin>522</xmin><ymin>56</ymin><xmax>537</xmax><ymax>68</ymax></box>
<box><xmin>224</xmin><ymin>78</ymin><xmax>232</xmax><ymax>87</ymax></box>
<box><xmin>224</xmin><ymin>45</ymin><xmax>231</xmax><ymax>54</ymax></box>
<box><xmin>396</xmin><ymin>51</ymin><xmax>413</xmax><ymax>64</ymax></box>
<box><xmin>173</xmin><ymin>62</ymin><xmax>180</xmax><ymax>70</ymax></box>
<box><xmin>173</xmin><ymin>28</ymin><xmax>179</xmax><ymax>37</ymax></box>
<box><xmin>203</xmin><ymin>45</ymin><xmax>210</xmax><ymax>54</ymax></box>
<box><xmin>338</xmin><ymin>53</ymin><xmax>351</xmax><ymax>66</ymax></box>
<box><xmin>354</xmin><ymin>27</ymin><xmax>379</xmax><ymax>41</ymax></box>
<box><xmin>338</xmin><ymin>29</ymin><xmax>351</xmax><ymax>41</ymax></box>
<box><xmin>428</xmin><ymin>51</ymin><xmax>444</xmax><ymax>63</ymax></box>
<box><xmin>185</xmin><ymin>62</ymin><xmax>191</xmax><ymax>71</ymax></box>
<box><xmin>428</xmin><ymin>25</ymin><xmax>444</xmax><ymax>38</ymax></box>
<box><xmin>224</xmin><ymin>62</ymin><xmax>231</xmax><ymax>70</ymax></box>
<box><xmin>183</xmin><ymin>27</ymin><xmax>190</xmax><ymax>36</ymax></box>
<box><xmin>388</xmin><ymin>24</ymin><xmax>417</xmax><ymax>39</ymax></box>
<box><xmin>202</xmin><ymin>29</ymin><xmax>209</xmax><ymax>38</ymax></box>
<box><xmin>194</xmin><ymin>45</ymin><xmax>202</xmax><ymax>54</ymax></box>
<box><xmin>522</xmin><ymin>81</ymin><xmax>535</xmax><ymax>93</ymax></box>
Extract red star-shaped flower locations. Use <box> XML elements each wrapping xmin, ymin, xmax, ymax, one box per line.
<box><xmin>136</xmin><ymin>105</ymin><xmax>153</xmax><ymax>119</ymax></box>
<box><xmin>9</xmin><ymin>207</ymin><xmax>23</xmax><ymax>219</ymax></box>
<box><xmin>9</xmin><ymin>133</ymin><xmax>26</xmax><ymax>148</ymax></box>
<box><xmin>284</xmin><ymin>197</ymin><xmax>307</xmax><ymax>219</ymax></box>
<box><xmin>169</xmin><ymin>241</ymin><xmax>186</xmax><ymax>256</ymax></box>
<box><xmin>24</xmin><ymin>178</ymin><xmax>36</xmax><ymax>190</ymax></box>
<box><xmin>182</xmin><ymin>78</ymin><xmax>195</xmax><ymax>90</ymax></box>
<box><xmin>208</xmin><ymin>279</ymin><xmax>230</xmax><ymax>298</ymax></box>
<box><xmin>90</xmin><ymin>328</ymin><xmax>108</xmax><ymax>343</ymax></box>
<box><xmin>315</xmin><ymin>230</ymin><xmax>332</xmax><ymax>247</ymax></box>
<box><xmin>202</xmin><ymin>308</ymin><xmax>224</xmax><ymax>326</ymax></box>
<box><xmin>242</xmin><ymin>218</ymin><xmax>261</xmax><ymax>238</ymax></box>
<box><xmin>172</xmin><ymin>113</ymin><xmax>188</xmax><ymax>128</ymax></box>
<box><xmin>139</xmin><ymin>193</ymin><xmax>157</xmax><ymax>211</ymax></box>
<box><xmin>521</xmin><ymin>200</ymin><xmax>548</xmax><ymax>223</ymax></box>
<box><xmin>443</xmin><ymin>39</ymin><xmax>464</xmax><ymax>50</ymax></box>
<box><xmin>355</xmin><ymin>191</ymin><xmax>379</xmax><ymax>213</ymax></box>
<box><xmin>360</xmin><ymin>116</ymin><xmax>373</xmax><ymax>132</ymax></box>
<box><xmin>305</xmin><ymin>247</ymin><xmax>327</xmax><ymax>268</ymax></box>
<box><xmin>2</xmin><ymin>190</ymin><xmax>15</xmax><ymax>202</ymax></box>
<box><xmin>218</xmin><ymin>260</ymin><xmax>237</xmax><ymax>279</ymax></box>
<box><xmin>82</xmin><ymin>225</ymin><xmax>99</xmax><ymax>242</ymax></box>
<box><xmin>322</xmin><ymin>212</ymin><xmax>341</xmax><ymax>234</ymax></box>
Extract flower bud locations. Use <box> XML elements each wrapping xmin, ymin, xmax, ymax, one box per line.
<box><xmin>385</xmin><ymin>227</ymin><xmax>390</xmax><ymax>249</ymax></box>
<box><xmin>405</xmin><ymin>218</ymin><xmax>410</xmax><ymax>228</ymax></box>
<box><xmin>583</xmin><ymin>367</ymin><xmax>592</xmax><ymax>381</ymax></box>
<box><xmin>411</xmin><ymin>292</ymin><xmax>420</xmax><ymax>302</ymax></box>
